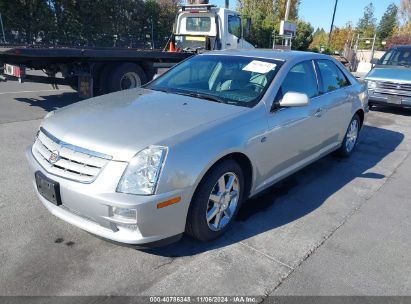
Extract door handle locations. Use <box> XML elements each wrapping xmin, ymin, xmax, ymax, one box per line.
<box><xmin>226</xmin><ymin>43</ymin><xmax>231</xmax><ymax>46</ymax></box>
<box><xmin>314</xmin><ymin>108</ymin><xmax>323</xmax><ymax>118</ymax></box>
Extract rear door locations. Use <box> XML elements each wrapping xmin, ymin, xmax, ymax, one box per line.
<box><xmin>314</xmin><ymin>59</ymin><xmax>353</xmax><ymax>146</ymax></box>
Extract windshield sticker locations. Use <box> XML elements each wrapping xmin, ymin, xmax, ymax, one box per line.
<box><xmin>243</xmin><ymin>60</ymin><xmax>277</xmax><ymax>74</ymax></box>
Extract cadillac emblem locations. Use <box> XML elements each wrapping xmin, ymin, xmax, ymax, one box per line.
<box><xmin>49</xmin><ymin>150</ymin><xmax>60</xmax><ymax>164</ymax></box>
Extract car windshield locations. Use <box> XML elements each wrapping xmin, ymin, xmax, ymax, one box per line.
<box><xmin>378</xmin><ymin>48</ymin><xmax>411</xmax><ymax>67</ymax></box>
<box><xmin>146</xmin><ymin>55</ymin><xmax>282</xmax><ymax>108</ymax></box>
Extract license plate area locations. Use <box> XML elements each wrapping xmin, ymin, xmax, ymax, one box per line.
<box><xmin>35</xmin><ymin>171</ymin><xmax>62</xmax><ymax>206</ymax></box>
<box><xmin>389</xmin><ymin>95</ymin><xmax>402</xmax><ymax>104</ymax></box>
<box><xmin>4</xmin><ymin>64</ymin><xmax>26</xmax><ymax>78</ymax></box>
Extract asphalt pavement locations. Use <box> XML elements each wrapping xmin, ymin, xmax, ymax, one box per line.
<box><xmin>0</xmin><ymin>79</ymin><xmax>410</xmax><ymax>297</ymax></box>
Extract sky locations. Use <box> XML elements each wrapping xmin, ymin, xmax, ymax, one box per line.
<box><xmin>210</xmin><ymin>0</ymin><xmax>395</xmax><ymax>30</ymax></box>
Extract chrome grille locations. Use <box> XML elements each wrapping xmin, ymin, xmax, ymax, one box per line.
<box><xmin>32</xmin><ymin>128</ymin><xmax>112</xmax><ymax>183</ymax></box>
<box><xmin>374</xmin><ymin>81</ymin><xmax>411</xmax><ymax>98</ymax></box>
<box><xmin>377</xmin><ymin>81</ymin><xmax>411</xmax><ymax>91</ymax></box>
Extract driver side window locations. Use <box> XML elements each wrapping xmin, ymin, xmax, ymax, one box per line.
<box><xmin>275</xmin><ymin>61</ymin><xmax>318</xmax><ymax>101</ymax></box>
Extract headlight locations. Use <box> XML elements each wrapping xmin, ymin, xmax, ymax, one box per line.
<box><xmin>117</xmin><ymin>146</ymin><xmax>167</xmax><ymax>195</ymax></box>
<box><xmin>367</xmin><ymin>80</ymin><xmax>377</xmax><ymax>90</ymax></box>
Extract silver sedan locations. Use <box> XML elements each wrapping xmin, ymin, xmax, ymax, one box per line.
<box><xmin>26</xmin><ymin>50</ymin><xmax>369</xmax><ymax>247</ymax></box>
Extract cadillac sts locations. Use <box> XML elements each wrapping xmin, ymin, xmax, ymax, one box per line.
<box><xmin>27</xmin><ymin>50</ymin><xmax>368</xmax><ymax>247</ymax></box>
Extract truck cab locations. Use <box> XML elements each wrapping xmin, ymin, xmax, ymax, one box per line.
<box><xmin>172</xmin><ymin>3</ymin><xmax>254</xmax><ymax>51</ymax></box>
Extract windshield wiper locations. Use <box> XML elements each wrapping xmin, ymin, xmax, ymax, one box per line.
<box><xmin>149</xmin><ymin>87</ymin><xmax>227</xmax><ymax>104</ymax></box>
<box><xmin>174</xmin><ymin>91</ymin><xmax>226</xmax><ymax>104</ymax></box>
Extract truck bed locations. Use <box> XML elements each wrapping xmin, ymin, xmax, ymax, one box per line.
<box><xmin>0</xmin><ymin>47</ymin><xmax>193</xmax><ymax>67</ymax></box>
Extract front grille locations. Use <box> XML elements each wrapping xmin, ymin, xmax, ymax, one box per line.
<box><xmin>32</xmin><ymin>128</ymin><xmax>112</xmax><ymax>183</ymax></box>
<box><xmin>374</xmin><ymin>81</ymin><xmax>411</xmax><ymax>98</ymax></box>
<box><xmin>377</xmin><ymin>81</ymin><xmax>411</xmax><ymax>91</ymax></box>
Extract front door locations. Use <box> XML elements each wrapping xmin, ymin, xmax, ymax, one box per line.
<box><xmin>257</xmin><ymin>60</ymin><xmax>324</xmax><ymax>191</ymax></box>
<box><xmin>225</xmin><ymin>14</ymin><xmax>241</xmax><ymax>49</ymax></box>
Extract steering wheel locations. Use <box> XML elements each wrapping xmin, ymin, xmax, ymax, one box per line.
<box><xmin>246</xmin><ymin>83</ymin><xmax>265</xmax><ymax>93</ymax></box>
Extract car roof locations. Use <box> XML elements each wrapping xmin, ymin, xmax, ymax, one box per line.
<box><xmin>202</xmin><ymin>48</ymin><xmax>330</xmax><ymax>62</ymax></box>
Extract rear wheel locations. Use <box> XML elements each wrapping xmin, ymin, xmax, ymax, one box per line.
<box><xmin>337</xmin><ymin>114</ymin><xmax>361</xmax><ymax>157</ymax></box>
<box><xmin>106</xmin><ymin>63</ymin><xmax>147</xmax><ymax>93</ymax></box>
<box><xmin>186</xmin><ymin>160</ymin><xmax>244</xmax><ymax>242</ymax></box>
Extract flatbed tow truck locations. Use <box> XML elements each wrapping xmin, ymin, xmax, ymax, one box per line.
<box><xmin>0</xmin><ymin>0</ymin><xmax>253</xmax><ymax>98</ymax></box>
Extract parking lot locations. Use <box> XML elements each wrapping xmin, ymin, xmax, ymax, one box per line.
<box><xmin>0</xmin><ymin>80</ymin><xmax>410</xmax><ymax>297</ymax></box>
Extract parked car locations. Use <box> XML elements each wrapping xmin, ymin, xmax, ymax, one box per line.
<box><xmin>332</xmin><ymin>54</ymin><xmax>352</xmax><ymax>72</ymax></box>
<box><xmin>365</xmin><ymin>45</ymin><xmax>411</xmax><ymax>109</ymax></box>
<box><xmin>26</xmin><ymin>50</ymin><xmax>368</xmax><ymax>247</ymax></box>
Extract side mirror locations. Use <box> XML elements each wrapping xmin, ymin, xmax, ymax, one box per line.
<box><xmin>279</xmin><ymin>92</ymin><xmax>310</xmax><ymax>107</ymax></box>
<box><xmin>370</xmin><ymin>58</ymin><xmax>379</xmax><ymax>65</ymax></box>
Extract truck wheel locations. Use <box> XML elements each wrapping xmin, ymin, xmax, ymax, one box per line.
<box><xmin>107</xmin><ymin>63</ymin><xmax>147</xmax><ymax>93</ymax></box>
<box><xmin>186</xmin><ymin>160</ymin><xmax>244</xmax><ymax>242</ymax></box>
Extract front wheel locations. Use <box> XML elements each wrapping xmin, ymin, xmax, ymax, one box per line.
<box><xmin>337</xmin><ymin>114</ymin><xmax>361</xmax><ymax>157</ymax></box>
<box><xmin>186</xmin><ymin>160</ymin><xmax>244</xmax><ymax>242</ymax></box>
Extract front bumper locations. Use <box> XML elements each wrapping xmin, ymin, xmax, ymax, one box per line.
<box><xmin>369</xmin><ymin>90</ymin><xmax>411</xmax><ymax>107</ymax></box>
<box><xmin>26</xmin><ymin>147</ymin><xmax>191</xmax><ymax>246</ymax></box>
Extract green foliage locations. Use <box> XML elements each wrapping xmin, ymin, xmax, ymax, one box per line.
<box><xmin>292</xmin><ymin>20</ymin><xmax>313</xmax><ymax>51</ymax></box>
<box><xmin>0</xmin><ymin>0</ymin><xmax>180</xmax><ymax>48</ymax></box>
<box><xmin>310</xmin><ymin>28</ymin><xmax>328</xmax><ymax>50</ymax></box>
<box><xmin>377</xmin><ymin>3</ymin><xmax>398</xmax><ymax>41</ymax></box>
<box><xmin>357</xmin><ymin>2</ymin><xmax>377</xmax><ymax>37</ymax></box>
<box><xmin>238</xmin><ymin>0</ymin><xmax>300</xmax><ymax>48</ymax></box>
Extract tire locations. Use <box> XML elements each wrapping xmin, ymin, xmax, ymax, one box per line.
<box><xmin>369</xmin><ymin>102</ymin><xmax>374</xmax><ymax>110</ymax></box>
<box><xmin>106</xmin><ymin>63</ymin><xmax>147</xmax><ymax>93</ymax></box>
<box><xmin>337</xmin><ymin>114</ymin><xmax>361</xmax><ymax>157</ymax></box>
<box><xmin>186</xmin><ymin>160</ymin><xmax>245</xmax><ymax>242</ymax></box>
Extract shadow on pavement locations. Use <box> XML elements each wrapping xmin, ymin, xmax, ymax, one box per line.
<box><xmin>371</xmin><ymin>105</ymin><xmax>411</xmax><ymax>117</ymax></box>
<box><xmin>146</xmin><ymin>125</ymin><xmax>404</xmax><ymax>257</ymax></box>
<box><xmin>14</xmin><ymin>92</ymin><xmax>81</xmax><ymax>112</ymax></box>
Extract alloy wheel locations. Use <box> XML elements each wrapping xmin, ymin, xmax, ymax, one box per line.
<box><xmin>206</xmin><ymin>172</ymin><xmax>240</xmax><ymax>231</ymax></box>
<box><xmin>346</xmin><ymin>119</ymin><xmax>359</xmax><ymax>153</ymax></box>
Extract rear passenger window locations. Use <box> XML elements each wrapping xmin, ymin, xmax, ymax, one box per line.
<box><xmin>276</xmin><ymin>61</ymin><xmax>318</xmax><ymax>101</ymax></box>
<box><xmin>316</xmin><ymin>60</ymin><xmax>350</xmax><ymax>93</ymax></box>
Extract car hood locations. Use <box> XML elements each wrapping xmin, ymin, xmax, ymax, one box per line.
<box><xmin>365</xmin><ymin>66</ymin><xmax>411</xmax><ymax>84</ymax></box>
<box><xmin>41</xmin><ymin>88</ymin><xmax>247</xmax><ymax>161</ymax></box>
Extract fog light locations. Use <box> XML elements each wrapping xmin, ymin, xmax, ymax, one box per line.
<box><xmin>117</xmin><ymin>224</ymin><xmax>138</xmax><ymax>231</ymax></box>
<box><xmin>112</xmin><ymin>207</ymin><xmax>137</xmax><ymax>220</ymax></box>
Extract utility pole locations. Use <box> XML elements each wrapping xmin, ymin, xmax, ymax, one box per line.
<box><xmin>284</xmin><ymin>0</ymin><xmax>291</xmax><ymax>47</ymax></box>
<box><xmin>285</xmin><ymin>0</ymin><xmax>291</xmax><ymax>21</ymax></box>
<box><xmin>0</xmin><ymin>12</ymin><xmax>6</xmax><ymax>43</ymax></box>
<box><xmin>151</xmin><ymin>17</ymin><xmax>155</xmax><ymax>50</ymax></box>
<box><xmin>328</xmin><ymin>0</ymin><xmax>338</xmax><ymax>46</ymax></box>
<box><xmin>370</xmin><ymin>31</ymin><xmax>377</xmax><ymax>62</ymax></box>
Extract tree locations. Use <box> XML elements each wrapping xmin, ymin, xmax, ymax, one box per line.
<box><xmin>292</xmin><ymin>20</ymin><xmax>313</xmax><ymax>51</ymax></box>
<box><xmin>396</xmin><ymin>0</ymin><xmax>411</xmax><ymax>35</ymax></box>
<box><xmin>237</xmin><ymin>0</ymin><xmax>300</xmax><ymax>48</ymax></box>
<box><xmin>386</xmin><ymin>34</ymin><xmax>411</xmax><ymax>48</ymax></box>
<box><xmin>309</xmin><ymin>28</ymin><xmax>328</xmax><ymax>50</ymax></box>
<box><xmin>377</xmin><ymin>3</ymin><xmax>398</xmax><ymax>41</ymax></box>
<box><xmin>357</xmin><ymin>3</ymin><xmax>377</xmax><ymax>37</ymax></box>
<box><xmin>329</xmin><ymin>25</ymin><xmax>353</xmax><ymax>52</ymax></box>
<box><xmin>0</xmin><ymin>0</ymin><xmax>54</xmax><ymax>44</ymax></box>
